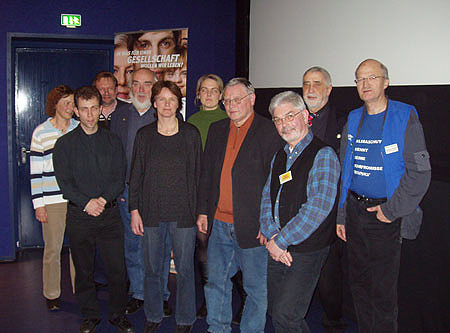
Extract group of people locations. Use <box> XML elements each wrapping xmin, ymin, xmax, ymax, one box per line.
<box><xmin>30</xmin><ymin>58</ymin><xmax>431</xmax><ymax>333</ymax></box>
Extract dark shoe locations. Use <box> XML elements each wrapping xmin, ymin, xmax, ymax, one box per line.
<box><xmin>143</xmin><ymin>321</ymin><xmax>161</xmax><ymax>333</ymax></box>
<box><xmin>196</xmin><ymin>301</ymin><xmax>207</xmax><ymax>319</ymax></box>
<box><xmin>94</xmin><ymin>281</ymin><xmax>108</xmax><ymax>290</ymax></box>
<box><xmin>109</xmin><ymin>315</ymin><xmax>135</xmax><ymax>332</ymax></box>
<box><xmin>231</xmin><ymin>295</ymin><xmax>246</xmax><ymax>325</ymax></box>
<box><xmin>163</xmin><ymin>300</ymin><xmax>173</xmax><ymax>317</ymax></box>
<box><xmin>80</xmin><ymin>318</ymin><xmax>101</xmax><ymax>333</ymax></box>
<box><xmin>175</xmin><ymin>325</ymin><xmax>192</xmax><ymax>333</ymax></box>
<box><xmin>322</xmin><ymin>314</ymin><xmax>348</xmax><ymax>331</ymax></box>
<box><xmin>45</xmin><ymin>297</ymin><xmax>60</xmax><ymax>311</ymax></box>
<box><xmin>125</xmin><ymin>297</ymin><xmax>144</xmax><ymax>314</ymax></box>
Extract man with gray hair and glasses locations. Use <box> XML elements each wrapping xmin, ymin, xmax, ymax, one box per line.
<box><xmin>337</xmin><ymin>59</ymin><xmax>431</xmax><ymax>332</ymax></box>
<box><xmin>260</xmin><ymin>91</ymin><xmax>340</xmax><ymax>332</ymax></box>
<box><xmin>197</xmin><ymin>78</ymin><xmax>283</xmax><ymax>332</ymax></box>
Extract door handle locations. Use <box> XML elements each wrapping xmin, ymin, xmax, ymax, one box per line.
<box><xmin>21</xmin><ymin>147</ymin><xmax>30</xmax><ymax>164</ymax></box>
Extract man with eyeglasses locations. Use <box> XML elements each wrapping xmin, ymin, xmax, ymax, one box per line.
<box><xmin>197</xmin><ymin>78</ymin><xmax>283</xmax><ymax>332</ymax></box>
<box><xmin>337</xmin><ymin>59</ymin><xmax>431</xmax><ymax>332</ymax></box>
<box><xmin>93</xmin><ymin>71</ymin><xmax>127</xmax><ymax>130</ymax></box>
<box><xmin>110</xmin><ymin>68</ymin><xmax>173</xmax><ymax>317</ymax></box>
<box><xmin>259</xmin><ymin>91</ymin><xmax>340</xmax><ymax>332</ymax></box>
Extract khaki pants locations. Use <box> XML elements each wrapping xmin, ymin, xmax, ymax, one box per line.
<box><xmin>42</xmin><ymin>202</ymin><xmax>75</xmax><ymax>299</ymax></box>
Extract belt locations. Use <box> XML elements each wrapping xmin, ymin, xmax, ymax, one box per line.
<box><xmin>350</xmin><ymin>191</ymin><xmax>387</xmax><ymax>205</ymax></box>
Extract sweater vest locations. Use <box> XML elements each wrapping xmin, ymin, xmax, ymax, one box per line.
<box><xmin>270</xmin><ymin>137</ymin><xmax>336</xmax><ymax>253</ymax></box>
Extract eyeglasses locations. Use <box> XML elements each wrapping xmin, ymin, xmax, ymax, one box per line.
<box><xmin>272</xmin><ymin>111</ymin><xmax>302</xmax><ymax>126</ymax></box>
<box><xmin>354</xmin><ymin>75</ymin><xmax>384</xmax><ymax>84</ymax></box>
<box><xmin>222</xmin><ymin>93</ymin><xmax>251</xmax><ymax>106</ymax></box>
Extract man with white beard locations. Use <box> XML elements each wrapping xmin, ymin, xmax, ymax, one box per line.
<box><xmin>302</xmin><ymin>68</ymin><xmax>348</xmax><ymax>332</ymax></box>
<box><xmin>110</xmin><ymin>68</ymin><xmax>173</xmax><ymax>317</ymax></box>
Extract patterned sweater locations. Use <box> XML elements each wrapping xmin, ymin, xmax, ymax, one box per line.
<box><xmin>30</xmin><ymin>118</ymin><xmax>79</xmax><ymax>209</ymax></box>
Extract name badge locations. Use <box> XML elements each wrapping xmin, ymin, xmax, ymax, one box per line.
<box><xmin>279</xmin><ymin>171</ymin><xmax>292</xmax><ymax>184</ymax></box>
<box><xmin>384</xmin><ymin>143</ymin><xmax>399</xmax><ymax>154</ymax></box>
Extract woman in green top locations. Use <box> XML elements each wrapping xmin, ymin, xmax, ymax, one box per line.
<box><xmin>188</xmin><ymin>74</ymin><xmax>226</xmax><ymax>319</ymax></box>
<box><xmin>187</xmin><ymin>74</ymin><xmax>227</xmax><ymax>149</ymax></box>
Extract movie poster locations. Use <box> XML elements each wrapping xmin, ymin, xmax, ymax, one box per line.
<box><xmin>114</xmin><ymin>28</ymin><xmax>188</xmax><ymax>119</ymax></box>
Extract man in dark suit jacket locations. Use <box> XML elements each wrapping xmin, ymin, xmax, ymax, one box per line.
<box><xmin>197</xmin><ymin>78</ymin><xmax>283</xmax><ymax>333</ymax></box>
<box><xmin>302</xmin><ymin>66</ymin><xmax>348</xmax><ymax>332</ymax></box>
<box><xmin>93</xmin><ymin>71</ymin><xmax>127</xmax><ymax>130</ymax></box>
<box><xmin>110</xmin><ymin>68</ymin><xmax>173</xmax><ymax>316</ymax></box>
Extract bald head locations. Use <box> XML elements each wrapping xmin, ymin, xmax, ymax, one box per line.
<box><xmin>130</xmin><ymin>68</ymin><xmax>156</xmax><ymax>112</ymax></box>
<box><xmin>131</xmin><ymin>68</ymin><xmax>156</xmax><ymax>83</ymax></box>
<box><xmin>355</xmin><ymin>59</ymin><xmax>389</xmax><ymax>80</ymax></box>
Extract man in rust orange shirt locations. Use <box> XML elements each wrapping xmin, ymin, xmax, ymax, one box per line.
<box><xmin>197</xmin><ymin>78</ymin><xmax>283</xmax><ymax>333</ymax></box>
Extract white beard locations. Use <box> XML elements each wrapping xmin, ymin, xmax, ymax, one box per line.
<box><xmin>130</xmin><ymin>91</ymin><xmax>151</xmax><ymax>111</ymax></box>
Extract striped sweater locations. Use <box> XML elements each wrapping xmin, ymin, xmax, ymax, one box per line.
<box><xmin>30</xmin><ymin>118</ymin><xmax>79</xmax><ymax>209</ymax></box>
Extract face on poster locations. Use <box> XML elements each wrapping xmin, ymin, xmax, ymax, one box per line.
<box><xmin>114</xmin><ymin>29</ymin><xmax>188</xmax><ymax>105</ymax></box>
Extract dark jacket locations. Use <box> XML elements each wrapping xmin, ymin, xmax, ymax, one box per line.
<box><xmin>310</xmin><ymin>102</ymin><xmax>346</xmax><ymax>153</ymax></box>
<box><xmin>128</xmin><ymin>120</ymin><xmax>202</xmax><ymax>228</ymax></box>
<box><xmin>198</xmin><ymin>113</ymin><xmax>284</xmax><ymax>249</ymax></box>
<box><xmin>98</xmin><ymin>99</ymin><xmax>128</xmax><ymax>130</ymax></box>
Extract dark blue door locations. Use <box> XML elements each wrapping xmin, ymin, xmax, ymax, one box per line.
<box><xmin>12</xmin><ymin>36</ymin><xmax>113</xmax><ymax>249</ymax></box>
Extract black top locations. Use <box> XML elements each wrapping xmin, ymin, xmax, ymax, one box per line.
<box><xmin>152</xmin><ymin>132</ymin><xmax>189</xmax><ymax>221</ymax></box>
<box><xmin>53</xmin><ymin>125</ymin><xmax>126</xmax><ymax>210</ymax></box>
<box><xmin>129</xmin><ymin>120</ymin><xmax>202</xmax><ymax>228</ymax></box>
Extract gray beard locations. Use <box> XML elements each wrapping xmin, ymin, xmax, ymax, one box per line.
<box><xmin>130</xmin><ymin>92</ymin><xmax>151</xmax><ymax>111</ymax></box>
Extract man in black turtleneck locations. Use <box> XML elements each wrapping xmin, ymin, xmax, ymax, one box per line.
<box><xmin>302</xmin><ymin>66</ymin><xmax>347</xmax><ymax>332</ymax></box>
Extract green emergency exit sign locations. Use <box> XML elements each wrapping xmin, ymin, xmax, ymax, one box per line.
<box><xmin>61</xmin><ymin>14</ymin><xmax>81</xmax><ymax>28</ymax></box>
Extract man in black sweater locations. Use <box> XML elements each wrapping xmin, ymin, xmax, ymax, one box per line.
<box><xmin>53</xmin><ymin>86</ymin><xmax>133</xmax><ymax>333</ymax></box>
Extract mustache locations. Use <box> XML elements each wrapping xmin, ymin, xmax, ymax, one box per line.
<box><xmin>281</xmin><ymin>125</ymin><xmax>296</xmax><ymax>135</ymax></box>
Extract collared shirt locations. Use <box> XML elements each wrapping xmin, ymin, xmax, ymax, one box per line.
<box><xmin>53</xmin><ymin>125</ymin><xmax>126</xmax><ymax>209</ymax></box>
<box><xmin>259</xmin><ymin>130</ymin><xmax>340</xmax><ymax>250</ymax></box>
<box><xmin>98</xmin><ymin>99</ymin><xmax>119</xmax><ymax>130</ymax></box>
<box><xmin>214</xmin><ymin>112</ymin><xmax>255</xmax><ymax>223</ymax></box>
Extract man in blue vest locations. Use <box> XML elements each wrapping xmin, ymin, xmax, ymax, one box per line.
<box><xmin>337</xmin><ymin>59</ymin><xmax>431</xmax><ymax>332</ymax></box>
<box><xmin>260</xmin><ymin>91</ymin><xmax>340</xmax><ymax>332</ymax></box>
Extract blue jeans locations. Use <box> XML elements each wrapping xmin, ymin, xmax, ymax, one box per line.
<box><xmin>205</xmin><ymin>219</ymin><xmax>267</xmax><ymax>333</ymax></box>
<box><xmin>119</xmin><ymin>185</ymin><xmax>171</xmax><ymax>301</ymax></box>
<box><xmin>143</xmin><ymin>222</ymin><xmax>196</xmax><ymax>325</ymax></box>
<box><xmin>268</xmin><ymin>246</ymin><xmax>329</xmax><ymax>332</ymax></box>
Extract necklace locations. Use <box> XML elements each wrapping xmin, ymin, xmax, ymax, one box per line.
<box><xmin>158</xmin><ymin>122</ymin><xmax>178</xmax><ymax>135</ymax></box>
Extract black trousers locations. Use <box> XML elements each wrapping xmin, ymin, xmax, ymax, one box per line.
<box><xmin>346</xmin><ymin>194</ymin><xmax>401</xmax><ymax>333</ymax></box>
<box><xmin>318</xmin><ymin>237</ymin><xmax>348</xmax><ymax>329</ymax></box>
<box><xmin>66</xmin><ymin>204</ymin><xmax>127</xmax><ymax>320</ymax></box>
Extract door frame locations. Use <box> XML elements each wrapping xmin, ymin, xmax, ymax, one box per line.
<box><xmin>6</xmin><ymin>33</ymin><xmax>113</xmax><ymax>261</ymax></box>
